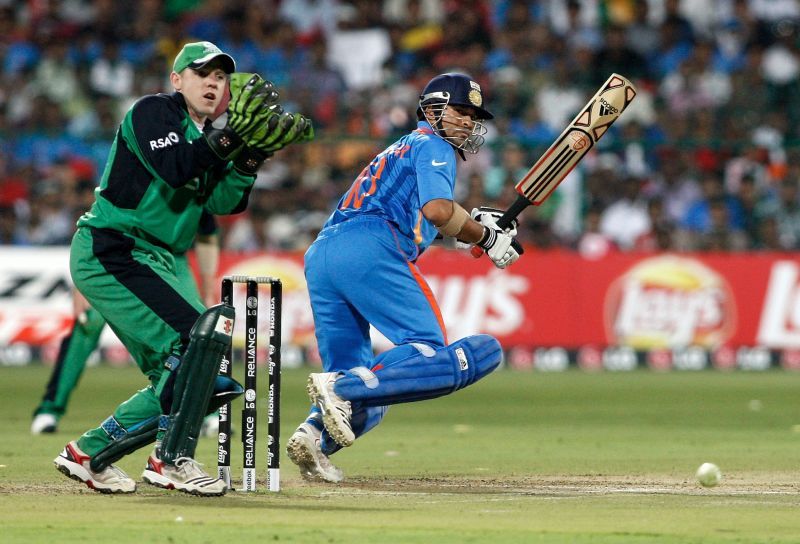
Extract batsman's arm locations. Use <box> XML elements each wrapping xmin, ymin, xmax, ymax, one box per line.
<box><xmin>424</xmin><ymin>199</ymin><xmax>523</xmax><ymax>264</ymax></box>
<box><xmin>424</xmin><ymin>199</ymin><xmax>484</xmax><ymax>244</ymax></box>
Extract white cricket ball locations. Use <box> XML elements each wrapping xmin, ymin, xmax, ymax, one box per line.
<box><xmin>696</xmin><ymin>462</ymin><xmax>722</xmax><ymax>487</ymax></box>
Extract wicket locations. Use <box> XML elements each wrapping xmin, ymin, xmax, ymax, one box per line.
<box><xmin>217</xmin><ymin>275</ymin><xmax>282</xmax><ymax>492</ymax></box>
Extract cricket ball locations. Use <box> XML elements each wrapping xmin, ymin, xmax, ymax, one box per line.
<box><xmin>696</xmin><ymin>462</ymin><xmax>722</xmax><ymax>487</ymax></box>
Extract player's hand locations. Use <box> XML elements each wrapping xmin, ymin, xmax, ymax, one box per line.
<box><xmin>249</xmin><ymin>110</ymin><xmax>314</xmax><ymax>154</ymax></box>
<box><xmin>204</xmin><ymin>73</ymin><xmax>281</xmax><ymax>160</ymax></box>
<box><xmin>471</xmin><ymin>206</ymin><xmax>519</xmax><ymax>237</ymax></box>
<box><xmin>475</xmin><ymin>213</ymin><xmax>521</xmax><ymax>269</ymax></box>
<box><xmin>233</xmin><ymin>145</ymin><xmax>272</xmax><ymax>175</ymax></box>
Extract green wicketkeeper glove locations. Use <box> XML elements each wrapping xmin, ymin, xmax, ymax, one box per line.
<box><xmin>232</xmin><ymin>146</ymin><xmax>272</xmax><ymax>176</ymax></box>
<box><xmin>249</xmin><ymin>108</ymin><xmax>315</xmax><ymax>155</ymax></box>
<box><xmin>203</xmin><ymin>73</ymin><xmax>281</xmax><ymax>160</ymax></box>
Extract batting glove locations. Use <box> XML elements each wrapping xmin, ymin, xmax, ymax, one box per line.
<box><xmin>475</xmin><ymin>213</ymin><xmax>521</xmax><ymax>269</ymax></box>
<box><xmin>470</xmin><ymin>206</ymin><xmax>519</xmax><ymax>237</ymax></box>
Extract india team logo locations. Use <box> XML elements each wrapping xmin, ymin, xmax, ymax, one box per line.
<box><xmin>468</xmin><ymin>89</ymin><xmax>483</xmax><ymax>107</ymax></box>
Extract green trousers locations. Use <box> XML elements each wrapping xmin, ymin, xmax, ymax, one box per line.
<box><xmin>69</xmin><ymin>227</ymin><xmax>205</xmax><ymax>455</ymax></box>
<box><xmin>33</xmin><ymin>307</ymin><xmax>105</xmax><ymax>420</ymax></box>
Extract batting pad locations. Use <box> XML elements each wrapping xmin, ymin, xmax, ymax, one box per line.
<box><xmin>88</xmin><ymin>376</ymin><xmax>241</xmax><ymax>472</ymax></box>
<box><xmin>333</xmin><ymin>334</ymin><xmax>502</xmax><ymax>407</ymax></box>
<box><xmin>160</xmin><ymin>303</ymin><xmax>235</xmax><ymax>464</ymax></box>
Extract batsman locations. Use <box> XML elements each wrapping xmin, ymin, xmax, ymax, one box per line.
<box><xmin>287</xmin><ymin>73</ymin><xmax>522</xmax><ymax>482</ymax></box>
<box><xmin>55</xmin><ymin>41</ymin><xmax>313</xmax><ymax>496</ymax></box>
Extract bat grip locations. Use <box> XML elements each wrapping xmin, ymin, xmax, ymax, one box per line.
<box><xmin>470</xmin><ymin>196</ymin><xmax>530</xmax><ymax>258</ymax></box>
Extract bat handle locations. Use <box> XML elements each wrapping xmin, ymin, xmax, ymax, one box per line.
<box><xmin>470</xmin><ymin>196</ymin><xmax>531</xmax><ymax>258</ymax></box>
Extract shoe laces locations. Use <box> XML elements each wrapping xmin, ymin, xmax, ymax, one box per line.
<box><xmin>173</xmin><ymin>456</ymin><xmax>207</xmax><ymax>478</ymax></box>
<box><xmin>100</xmin><ymin>464</ymin><xmax>130</xmax><ymax>481</ymax></box>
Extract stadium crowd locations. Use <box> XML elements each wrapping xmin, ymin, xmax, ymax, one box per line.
<box><xmin>1</xmin><ymin>0</ymin><xmax>800</xmax><ymax>256</ymax></box>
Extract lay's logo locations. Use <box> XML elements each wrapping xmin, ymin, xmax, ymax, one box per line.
<box><xmin>604</xmin><ymin>256</ymin><xmax>736</xmax><ymax>349</ymax></box>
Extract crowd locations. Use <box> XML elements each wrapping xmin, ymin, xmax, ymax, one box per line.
<box><xmin>2</xmin><ymin>0</ymin><xmax>800</xmax><ymax>255</ymax></box>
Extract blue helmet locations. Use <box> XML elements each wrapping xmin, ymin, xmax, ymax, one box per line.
<box><xmin>419</xmin><ymin>73</ymin><xmax>493</xmax><ymax>120</ymax></box>
<box><xmin>418</xmin><ymin>73</ymin><xmax>492</xmax><ymax>154</ymax></box>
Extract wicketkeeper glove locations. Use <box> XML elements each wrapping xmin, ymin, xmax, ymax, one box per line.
<box><xmin>474</xmin><ymin>210</ymin><xmax>521</xmax><ymax>269</ymax></box>
<box><xmin>203</xmin><ymin>73</ymin><xmax>282</xmax><ymax>160</ymax></box>
<box><xmin>248</xmin><ymin>108</ymin><xmax>315</xmax><ymax>154</ymax></box>
<box><xmin>233</xmin><ymin>146</ymin><xmax>272</xmax><ymax>176</ymax></box>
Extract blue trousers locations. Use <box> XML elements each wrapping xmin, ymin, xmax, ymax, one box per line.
<box><xmin>304</xmin><ymin>216</ymin><xmax>446</xmax><ymax>452</ymax></box>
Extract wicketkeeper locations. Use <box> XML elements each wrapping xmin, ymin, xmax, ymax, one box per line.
<box><xmin>55</xmin><ymin>41</ymin><xmax>312</xmax><ymax>496</ymax></box>
<box><xmin>287</xmin><ymin>73</ymin><xmax>521</xmax><ymax>482</ymax></box>
<box><xmin>32</xmin><ymin>212</ymin><xmax>221</xmax><ymax>437</ymax></box>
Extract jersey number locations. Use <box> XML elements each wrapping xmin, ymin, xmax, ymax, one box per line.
<box><xmin>340</xmin><ymin>156</ymin><xmax>387</xmax><ymax>210</ymax></box>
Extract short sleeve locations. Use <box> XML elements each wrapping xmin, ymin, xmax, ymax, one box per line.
<box><xmin>413</xmin><ymin>138</ymin><xmax>457</xmax><ymax>206</ymax></box>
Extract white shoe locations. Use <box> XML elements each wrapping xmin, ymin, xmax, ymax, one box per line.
<box><xmin>307</xmin><ymin>373</ymin><xmax>354</xmax><ymax>447</ymax></box>
<box><xmin>286</xmin><ymin>423</ymin><xmax>344</xmax><ymax>483</ymax></box>
<box><xmin>142</xmin><ymin>452</ymin><xmax>227</xmax><ymax>496</ymax></box>
<box><xmin>32</xmin><ymin>413</ymin><xmax>58</xmax><ymax>434</ymax></box>
<box><xmin>54</xmin><ymin>440</ymin><xmax>136</xmax><ymax>494</ymax></box>
<box><xmin>200</xmin><ymin>414</ymin><xmax>219</xmax><ymax>438</ymax></box>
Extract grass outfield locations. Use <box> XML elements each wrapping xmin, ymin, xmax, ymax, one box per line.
<box><xmin>1</xmin><ymin>365</ymin><xmax>799</xmax><ymax>543</ymax></box>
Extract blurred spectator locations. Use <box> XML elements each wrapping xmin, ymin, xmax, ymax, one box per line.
<box><xmin>650</xmin><ymin>149</ymin><xmax>701</xmax><ymax>225</ymax></box>
<box><xmin>734</xmin><ymin>173</ymin><xmax>768</xmax><ymax>245</ymax></box>
<box><xmin>535</xmin><ymin>59</ymin><xmax>586</xmax><ymax>132</ymax></box>
<box><xmin>625</xmin><ymin>1</ymin><xmax>659</xmax><ymax>60</ymax></box>
<box><xmin>593</xmin><ymin>24</ymin><xmax>648</xmax><ymax>82</ymax></box>
<box><xmin>89</xmin><ymin>40</ymin><xmax>135</xmax><ymax>99</ymax></box>
<box><xmin>548</xmin><ymin>0</ymin><xmax>602</xmax><ymax>53</ymax></box>
<box><xmin>32</xmin><ymin>38</ymin><xmax>89</xmax><ymax>119</ymax></box>
<box><xmin>26</xmin><ymin>177</ymin><xmax>74</xmax><ymax>245</ymax></box>
<box><xmin>484</xmin><ymin>141</ymin><xmax>529</xmax><ymax>200</ymax></box>
<box><xmin>599</xmin><ymin>175</ymin><xmax>650</xmax><ymax>250</ymax></box>
<box><xmin>279</xmin><ymin>0</ymin><xmax>341</xmax><ymax>42</ymax></box>
<box><xmin>755</xmin><ymin>177</ymin><xmax>800</xmax><ymax>250</ymax></box>
<box><xmin>634</xmin><ymin>198</ymin><xmax>676</xmax><ymax>253</ymax></box>
<box><xmin>681</xmin><ymin>172</ymin><xmax>744</xmax><ymax>232</ymax></box>
<box><xmin>577</xmin><ymin>203</ymin><xmax>616</xmax><ymax>260</ymax></box>
<box><xmin>0</xmin><ymin>0</ymin><xmax>799</xmax><ymax>256</ymax></box>
<box><xmin>660</xmin><ymin>39</ymin><xmax>731</xmax><ymax>115</ymax></box>
<box><xmin>648</xmin><ymin>18</ymin><xmax>694</xmax><ymax>79</ymax></box>
<box><xmin>0</xmin><ymin>204</ymin><xmax>22</xmax><ymax>244</ymax></box>
<box><xmin>690</xmin><ymin>196</ymin><xmax>750</xmax><ymax>251</ymax></box>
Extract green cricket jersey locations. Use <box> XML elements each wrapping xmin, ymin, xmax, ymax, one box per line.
<box><xmin>77</xmin><ymin>92</ymin><xmax>253</xmax><ymax>253</ymax></box>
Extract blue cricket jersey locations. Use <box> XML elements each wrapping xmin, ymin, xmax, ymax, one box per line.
<box><xmin>324</xmin><ymin>121</ymin><xmax>457</xmax><ymax>258</ymax></box>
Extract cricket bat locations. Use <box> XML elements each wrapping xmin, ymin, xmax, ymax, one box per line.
<box><xmin>472</xmin><ymin>73</ymin><xmax>637</xmax><ymax>257</ymax></box>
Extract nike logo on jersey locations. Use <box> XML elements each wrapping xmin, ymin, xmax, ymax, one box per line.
<box><xmin>431</xmin><ymin>160</ymin><xmax>447</xmax><ymax>166</ymax></box>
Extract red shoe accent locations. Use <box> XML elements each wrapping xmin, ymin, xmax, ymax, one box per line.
<box><xmin>66</xmin><ymin>442</ymin><xmax>91</xmax><ymax>464</ymax></box>
<box><xmin>147</xmin><ymin>455</ymin><xmax>165</xmax><ymax>474</ymax></box>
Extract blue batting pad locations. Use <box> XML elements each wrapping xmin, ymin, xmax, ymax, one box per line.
<box><xmin>333</xmin><ymin>334</ymin><xmax>502</xmax><ymax>407</ymax></box>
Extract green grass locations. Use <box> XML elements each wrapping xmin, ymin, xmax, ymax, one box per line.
<box><xmin>1</xmin><ymin>365</ymin><xmax>799</xmax><ymax>543</ymax></box>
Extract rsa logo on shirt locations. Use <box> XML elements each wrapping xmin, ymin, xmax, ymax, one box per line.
<box><xmin>150</xmin><ymin>132</ymin><xmax>180</xmax><ymax>150</ymax></box>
